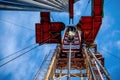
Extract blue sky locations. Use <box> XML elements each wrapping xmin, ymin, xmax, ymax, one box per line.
<box><xmin>0</xmin><ymin>0</ymin><xmax>120</xmax><ymax>80</ymax></box>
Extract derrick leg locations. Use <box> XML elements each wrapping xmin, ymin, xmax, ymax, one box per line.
<box><xmin>34</xmin><ymin>41</ymin><xmax>110</xmax><ymax>80</ymax></box>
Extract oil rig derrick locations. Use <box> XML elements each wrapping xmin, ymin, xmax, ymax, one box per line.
<box><xmin>0</xmin><ymin>0</ymin><xmax>111</xmax><ymax>80</ymax></box>
<box><xmin>35</xmin><ymin>23</ymin><xmax>111</xmax><ymax>80</ymax></box>
<box><xmin>34</xmin><ymin>11</ymin><xmax>111</xmax><ymax>80</ymax></box>
<box><xmin>34</xmin><ymin>0</ymin><xmax>111</xmax><ymax>79</ymax></box>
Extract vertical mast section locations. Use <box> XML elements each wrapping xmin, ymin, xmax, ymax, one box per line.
<box><xmin>89</xmin><ymin>49</ymin><xmax>111</xmax><ymax>80</ymax></box>
<box><xmin>83</xmin><ymin>46</ymin><xmax>96</xmax><ymax>80</ymax></box>
<box><xmin>67</xmin><ymin>43</ymin><xmax>72</xmax><ymax>80</ymax></box>
<box><xmin>69</xmin><ymin>0</ymin><xmax>74</xmax><ymax>24</ymax></box>
<box><xmin>44</xmin><ymin>46</ymin><xmax>61</xmax><ymax>80</ymax></box>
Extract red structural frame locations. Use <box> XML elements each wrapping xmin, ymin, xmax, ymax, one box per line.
<box><xmin>77</xmin><ymin>0</ymin><xmax>103</xmax><ymax>43</ymax></box>
<box><xmin>36</xmin><ymin>0</ymin><xmax>103</xmax><ymax>44</ymax></box>
<box><xmin>36</xmin><ymin>12</ymin><xmax>65</xmax><ymax>44</ymax></box>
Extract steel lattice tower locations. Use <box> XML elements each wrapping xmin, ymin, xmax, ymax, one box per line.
<box><xmin>0</xmin><ymin>0</ymin><xmax>111</xmax><ymax>80</ymax></box>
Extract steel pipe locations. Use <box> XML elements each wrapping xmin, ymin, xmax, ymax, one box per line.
<box><xmin>67</xmin><ymin>43</ymin><xmax>72</xmax><ymax>80</ymax></box>
<box><xmin>0</xmin><ymin>0</ymin><xmax>64</xmax><ymax>11</ymax></box>
<box><xmin>94</xmin><ymin>59</ymin><xmax>104</xmax><ymax>80</ymax></box>
<box><xmin>83</xmin><ymin>47</ymin><xmax>97</xmax><ymax>80</ymax></box>
<box><xmin>89</xmin><ymin>49</ymin><xmax>111</xmax><ymax>80</ymax></box>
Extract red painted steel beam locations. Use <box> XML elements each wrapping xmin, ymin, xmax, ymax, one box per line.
<box><xmin>69</xmin><ymin>0</ymin><xmax>74</xmax><ymax>23</ymax></box>
<box><xmin>69</xmin><ymin>0</ymin><xmax>74</xmax><ymax>19</ymax></box>
<box><xmin>36</xmin><ymin>12</ymin><xmax>65</xmax><ymax>44</ymax></box>
<box><xmin>77</xmin><ymin>0</ymin><xmax>104</xmax><ymax>43</ymax></box>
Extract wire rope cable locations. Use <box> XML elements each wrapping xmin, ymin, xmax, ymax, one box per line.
<box><xmin>0</xmin><ymin>33</ymin><xmax>60</xmax><ymax>68</ymax></box>
<box><xmin>0</xmin><ymin>43</ymin><xmax>36</xmax><ymax>61</ymax></box>
<box><xmin>0</xmin><ymin>44</ymin><xmax>39</xmax><ymax>68</ymax></box>
<box><xmin>0</xmin><ymin>18</ymin><xmax>34</xmax><ymax>31</ymax></box>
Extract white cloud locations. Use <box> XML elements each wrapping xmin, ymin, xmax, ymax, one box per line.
<box><xmin>111</xmin><ymin>30</ymin><xmax>120</xmax><ymax>37</ymax></box>
<box><xmin>116</xmin><ymin>41</ymin><xmax>120</xmax><ymax>49</ymax></box>
<box><xmin>100</xmin><ymin>15</ymin><xmax>114</xmax><ymax>32</ymax></box>
<box><xmin>0</xmin><ymin>11</ymin><xmax>43</xmax><ymax>80</ymax></box>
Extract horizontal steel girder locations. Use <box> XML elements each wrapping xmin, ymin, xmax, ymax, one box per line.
<box><xmin>0</xmin><ymin>0</ymin><xmax>79</xmax><ymax>11</ymax></box>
